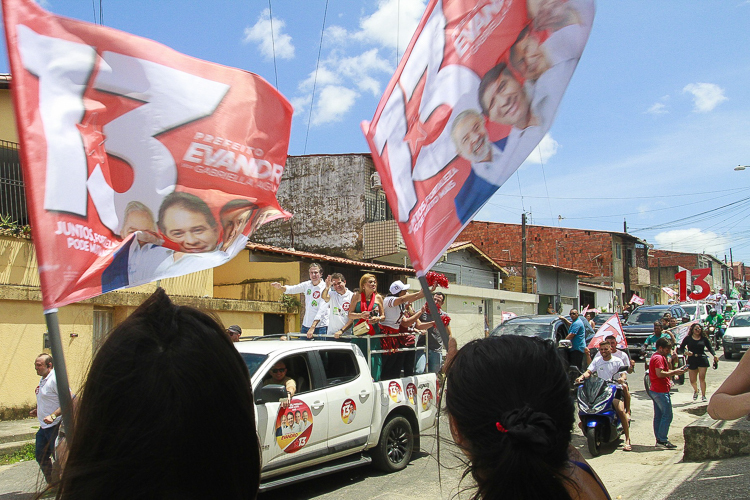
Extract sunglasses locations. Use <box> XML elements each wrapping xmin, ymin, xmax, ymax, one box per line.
<box><xmin>271</xmin><ymin>368</ymin><xmax>286</xmax><ymax>373</ymax></box>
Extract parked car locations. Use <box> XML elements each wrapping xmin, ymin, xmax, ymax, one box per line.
<box><xmin>722</xmin><ymin>312</ymin><xmax>750</xmax><ymax>359</ymax></box>
<box><xmin>490</xmin><ymin>314</ymin><xmax>569</xmax><ymax>341</ymax></box>
<box><xmin>680</xmin><ymin>302</ymin><xmax>711</xmax><ymax>322</ymax></box>
<box><xmin>622</xmin><ymin>304</ymin><xmax>687</xmax><ymax>355</ymax></box>
<box><xmin>235</xmin><ymin>339</ymin><xmax>438</xmax><ymax>491</ymax></box>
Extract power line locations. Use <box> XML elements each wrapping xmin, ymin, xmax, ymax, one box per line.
<box><xmin>267</xmin><ymin>0</ymin><xmax>279</xmax><ymax>89</ymax></box>
<box><xmin>303</xmin><ymin>0</ymin><xmax>330</xmax><ymax>154</ymax></box>
<box><xmin>631</xmin><ymin>195</ymin><xmax>750</xmax><ymax>231</ymax></box>
<box><xmin>494</xmin><ymin>186</ymin><xmax>750</xmax><ymax>201</ymax></box>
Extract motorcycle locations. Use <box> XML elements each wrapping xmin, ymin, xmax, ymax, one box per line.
<box><xmin>576</xmin><ymin>366</ymin><xmax>629</xmax><ymax>457</ymax></box>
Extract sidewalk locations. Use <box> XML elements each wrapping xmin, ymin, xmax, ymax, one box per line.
<box><xmin>0</xmin><ymin>419</ymin><xmax>37</xmax><ymax>455</ymax></box>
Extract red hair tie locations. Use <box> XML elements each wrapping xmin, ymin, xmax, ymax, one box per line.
<box><xmin>495</xmin><ymin>422</ymin><xmax>508</xmax><ymax>433</ymax></box>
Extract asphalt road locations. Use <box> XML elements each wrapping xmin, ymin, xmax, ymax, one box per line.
<box><xmin>0</xmin><ymin>351</ymin><xmax>746</xmax><ymax>500</ymax></box>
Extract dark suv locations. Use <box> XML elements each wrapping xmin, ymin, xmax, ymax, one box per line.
<box><xmin>622</xmin><ymin>304</ymin><xmax>686</xmax><ymax>354</ymax></box>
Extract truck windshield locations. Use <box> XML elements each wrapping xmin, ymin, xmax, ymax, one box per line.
<box><xmin>682</xmin><ymin>305</ymin><xmax>696</xmax><ymax>316</ymax></box>
<box><xmin>626</xmin><ymin>310</ymin><xmax>664</xmax><ymax>325</ymax></box>
<box><xmin>240</xmin><ymin>353</ymin><xmax>268</xmax><ymax>378</ymax></box>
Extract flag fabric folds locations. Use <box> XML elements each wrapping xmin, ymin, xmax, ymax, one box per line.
<box><xmin>588</xmin><ymin>313</ymin><xmax>627</xmax><ymax>349</ymax></box>
<box><xmin>362</xmin><ymin>0</ymin><xmax>594</xmax><ymax>274</ymax></box>
<box><xmin>3</xmin><ymin>0</ymin><xmax>293</xmax><ymax>308</ymax></box>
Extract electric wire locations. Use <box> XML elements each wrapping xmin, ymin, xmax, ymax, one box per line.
<box><xmin>494</xmin><ymin>186</ymin><xmax>750</xmax><ymax>201</ymax></box>
<box><xmin>631</xmin><ymin>196</ymin><xmax>750</xmax><ymax>231</ymax></box>
<box><xmin>267</xmin><ymin>0</ymin><xmax>279</xmax><ymax>89</ymax></box>
<box><xmin>536</xmin><ymin>144</ymin><xmax>556</xmax><ymax>225</ymax></box>
<box><xmin>303</xmin><ymin>0</ymin><xmax>330</xmax><ymax>154</ymax></box>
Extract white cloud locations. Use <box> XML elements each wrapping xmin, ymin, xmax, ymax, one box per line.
<box><xmin>646</xmin><ymin>102</ymin><xmax>668</xmax><ymax>115</ymax></box>
<box><xmin>683</xmin><ymin>82</ymin><xmax>727</xmax><ymax>113</ymax></box>
<box><xmin>354</xmin><ymin>0</ymin><xmax>427</xmax><ymax>53</ymax></box>
<box><xmin>312</xmin><ymin>86</ymin><xmax>358</xmax><ymax>125</ymax></box>
<box><xmin>522</xmin><ymin>134</ymin><xmax>559</xmax><ymax>165</ymax></box>
<box><xmin>290</xmin><ymin>95</ymin><xmax>312</xmax><ymax>116</ymax></box>
<box><xmin>323</xmin><ymin>25</ymin><xmax>349</xmax><ymax>48</ymax></box>
<box><xmin>654</xmin><ymin>228</ymin><xmax>730</xmax><ymax>255</ymax></box>
<box><xmin>243</xmin><ymin>9</ymin><xmax>295</xmax><ymax>60</ymax></box>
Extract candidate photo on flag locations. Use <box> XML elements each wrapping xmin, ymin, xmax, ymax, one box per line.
<box><xmin>362</xmin><ymin>0</ymin><xmax>595</xmax><ymax>273</ymax></box>
<box><xmin>2</xmin><ymin>0</ymin><xmax>293</xmax><ymax>309</ymax></box>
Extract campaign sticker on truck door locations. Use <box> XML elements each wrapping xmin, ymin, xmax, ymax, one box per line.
<box><xmin>421</xmin><ymin>389</ymin><xmax>434</xmax><ymax>411</ymax></box>
<box><xmin>341</xmin><ymin>398</ymin><xmax>357</xmax><ymax>424</ymax></box>
<box><xmin>275</xmin><ymin>400</ymin><xmax>313</xmax><ymax>453</ymax></box>
<box><xmin>388</xmin><ymin>381</ymin><xmax>402</xmax><ymax>403</ymax></box>
<box><xmin>406</xmin><ymin>383</ymin><xmax>417</xmax><ymax>405</ymax></box>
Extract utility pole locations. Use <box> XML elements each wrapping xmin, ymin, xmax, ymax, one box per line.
<box><xmin>623</xmin><ymin>219</ymin><xmax>627</xmax><ymax>233</ymax></box>
<box><xmin>730</xmin><ymin>248</ymin><xmax>735</xmax><ymax>286</ymax></box>
<box><xmin>522</xmin><ymin>213</ymin><xmax>527</xmax><ymax>294</ymax></box>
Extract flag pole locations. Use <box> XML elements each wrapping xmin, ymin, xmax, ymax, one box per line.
<box><xmin>44</xmin><ymin>308</ymin><xmax>75</xmax><ymax>442</ymax></box>
<box><xmin>418</xmin><ymin>274</ymin><xmax>450</xmax><ymax>356</ymax></box>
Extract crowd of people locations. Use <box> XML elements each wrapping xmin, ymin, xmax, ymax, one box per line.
<box><xmin>28</xmin><ymin>284</ymin><xmax>750</xmax><ymax>500</ymax></box>
<box><xmin>272</xmin><ymin>263</ymin><xmax>451</xmax><ymax>381</ymax></box>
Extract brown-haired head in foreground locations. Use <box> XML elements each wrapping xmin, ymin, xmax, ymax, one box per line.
<box><xmin>55</xmin><ymin>288</ymin><xmax>260</xmax><ymax>500</ymax></box>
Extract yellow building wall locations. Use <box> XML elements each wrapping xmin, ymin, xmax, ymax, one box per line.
<box><xmin>0</xmin><ymin>301</ymin><xmax>94</xmax><ymax>411</ymax></box>
<box><xmin>0</xmin><ymin>89</ymin><xmax>18</xmax><ymax>143</ymax></box>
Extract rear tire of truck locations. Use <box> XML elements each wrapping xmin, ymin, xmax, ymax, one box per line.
<box><xmin>372</xmin><ymin>415</ymin><xmax>414</xmax><ymax>473</ymax></box>
<box><xmin>724</xmin><ymin>351</ymin><xmax>733</xmax><ymax>360</ymax></box>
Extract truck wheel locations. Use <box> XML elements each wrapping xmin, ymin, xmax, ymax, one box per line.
<box><xmin>586</xmin><ymin>427</ymin><xmax>601</xmax><ymax>457</ymax></box>
<box><xmin>725</xmin><ymin>351</ymin><xmax>733</xmax><ymax>360</ymax></box>
<box><xmin>372</xmin><ymin>415</ymin><xmax>414</xmax><ymax>472</ymax></box>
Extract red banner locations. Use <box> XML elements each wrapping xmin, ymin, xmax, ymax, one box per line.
<box><xmin>588</xmin><ymin>313</ymin><xmax>627</xmax><ymax>349</ymax></box>
<box><xmin>362</xmin><ymin>0</ymin><xmax>594</xmax><ymax>273</ymax></box>
<box><xmin>3</xmin><ymin>0</ymin><xmax>293</xmax><ymax>309</ymax></box>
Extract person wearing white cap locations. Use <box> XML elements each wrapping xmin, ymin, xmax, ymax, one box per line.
<box><xmin>380</xmin><ymin>280</ymin><xmax>437</xmax><ymax>380</ymax></box>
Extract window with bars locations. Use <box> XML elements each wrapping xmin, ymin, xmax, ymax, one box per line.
<box><xmin>0</xmin><ymin>141</ymin><xmax>27</xmax><ymax>226</ymax></box>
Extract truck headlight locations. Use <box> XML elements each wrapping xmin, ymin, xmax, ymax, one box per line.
<box><xmin>724</xmin><ymin>335</ymin><xmax>734</xmax><ymax>342</ymax></box>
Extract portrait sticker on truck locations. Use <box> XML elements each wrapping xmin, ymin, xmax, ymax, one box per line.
<box><xmin>388</xmin><ymin>381</ymin><xmax>403</xmax><ymax>403</ymax></box>
<box><xmin>341</xmin><ymin>398</ymin><xmax>357</xmax><ymax>424</ymax></box>
<box><xmin>421</xmin><ymin>389</ymin><xmax>434</xmax><ymax>411</ymax></box>
<box><xmin>406</xmin><ymin>383</ymin><xmax>417</xmax><ymax>405</ymax></box>
<box><xmin>275</xmin><ymin>400</ymin><xmax>313</xmax><ymax>453</ymax></box>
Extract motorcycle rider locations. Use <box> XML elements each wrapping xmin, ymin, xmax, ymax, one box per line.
<box><xmin>591</xmin><ymin>335</ymin><xmax>634</xmax><ymax>416</ymax></box>
<box><xmin>576</xmin><ymin>343</ymin><xmax>632</xmax><ymax>451</ymax></box>
<box><xmin>705</xmin><ymin>308</ymin><xmax>725</xmax><ymax>345</ymax></box>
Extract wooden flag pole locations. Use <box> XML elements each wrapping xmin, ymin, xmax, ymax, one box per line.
<box><xmin>44</xmin><ymin>308</ymin><xmax>75</xmax><ymax>442</ymax></box>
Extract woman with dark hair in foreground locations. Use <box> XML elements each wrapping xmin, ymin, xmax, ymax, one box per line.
<box><xmin>444</xmin><ymin>335</ymin><xmax>610</xmax><ymax>499</ymax></box>
<box><xmin>52</xmin><ymin>288</ymin><xmax>260</xmax><ymax>499</ymax></box>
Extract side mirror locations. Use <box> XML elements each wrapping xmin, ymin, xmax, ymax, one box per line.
<box><xmin>256</xmin><ymin>384</ymin><xmax>288</xmax><ymax>404</ymax></box>
<box><xmin>558</xmin><ymin>339</ymin><xmax>572</xmax><ymax>349</ymax></box>
<box><xmin>618</xmin><ymin>365</ymin><xmax>629</xmax><ymax>372</ymax></box>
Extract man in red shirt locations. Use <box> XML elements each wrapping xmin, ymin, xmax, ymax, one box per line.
<box><xmin>649</xmin><ymin>338</ymin><xmax>689</xmax><ymax>449</ymax></box>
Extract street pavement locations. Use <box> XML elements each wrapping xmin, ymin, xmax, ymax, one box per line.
<box><xmin>0</xmin><ymin>352</ymin><xmax>746</xmax><ymax>499</ymax></box>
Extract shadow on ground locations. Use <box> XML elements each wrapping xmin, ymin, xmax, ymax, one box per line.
<box><xmin>666</xmin><ymin>455</ymin><xmax>750</xmax><ymax>499</ymax></box>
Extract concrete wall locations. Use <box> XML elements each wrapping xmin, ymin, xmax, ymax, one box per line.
<box><xmin>536</xmin><ymin>267</ymin><xmax>578</xmax><ymax>298</ymax></box>
<box><xmin>0</xmin><ymin>89</ymin><xmax>18</xmax><ymax>143</ymax></box>
<box><xmin>252</xmin><ymin>155</ymin><xmax>371</xmax><ymax>259</ymax></box>
<box><xmin>579</xmin><ymin>284</ymin><xmax>614</xmax><ymax>312</ymax></box>
<box><xmin>407</xmin><ymin>279</ymin><xmax>536</xmax><ymax>347</ymax></box>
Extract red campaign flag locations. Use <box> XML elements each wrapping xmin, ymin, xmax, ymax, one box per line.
<box><xmin>362</xmin><ymin>0</ymin><xmax>594</xmax><ymax>274</ymax></box>
<box><xmin>588</xmin><ymin>314</ymin><xmax>627</xmax><ymax>350</ymax></box>
<box><xmin>630</xmin><ymin>294</ymin><xmax>645</xmax><ymax>306</ymax></box>
<box><xmin>3</xmin><ymin>0</ymin><xmax>293</xmax><ymax>309</ymax></box>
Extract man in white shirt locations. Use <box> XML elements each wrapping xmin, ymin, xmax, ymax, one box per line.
<box><xmin>576</xmin><ymin>343</ymin><xmax>632</xmax><ymax>451</ymax></box>
<box><xmin>323</xmin><ymin>273</ymin><xmax>355</xmax><ymax>338</ymax></box>
<box><xmin>30</xmin><ymin>354</ymin><xmax>63</xmax><ymax>483</ymax></box>
<box><xmin>592</xmin><ymin>335</ymin><xmax>635</xmax><ymax>416</ymax></box>
<box><xmin>272</xmin><ymin>263</ymin><xmax>327</xmax><ymax>338</ymax></box>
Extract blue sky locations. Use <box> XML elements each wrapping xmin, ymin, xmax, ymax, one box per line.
<box><xmin>2</xmin><ymin>1</ymin><xmax>750</xmax><ymax>266</ymax></box>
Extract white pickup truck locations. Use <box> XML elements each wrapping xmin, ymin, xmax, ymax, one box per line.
<box><xmin>235</xmin><ymin>339</ymin><xmax>439</xmax><ymax>491</ymax></box>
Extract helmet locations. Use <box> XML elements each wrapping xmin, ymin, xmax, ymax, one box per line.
<box><xmin>681</xmin><ymin>315</ymin><xmax>690</xmax><ymax>323</ymax></box>
<box><xmin>709</xmin><ymin>308</ymin><xmax>717</xmax><ymax>315</ymax></box>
